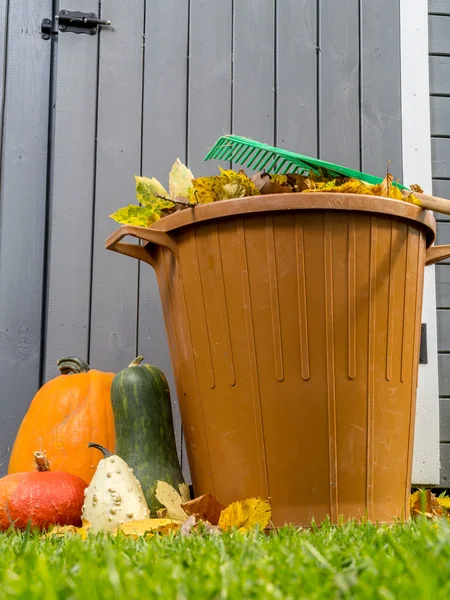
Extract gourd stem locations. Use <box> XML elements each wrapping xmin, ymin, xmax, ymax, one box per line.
<box><xmin>34</xmin><ymin>451</ymin><xmax>51</xmax><ymax>472</ymax></box>
<box><xmin>57</xmin><ymin>357</ymin><xmax>91</xmax><ymax>375</ymax></box>
<box><xmin>129</xmin><ymin>356</ymin><xmax>145</xmax><ymax>367</ymax></box>
<box><xmin>88</xmin><ymin>442</ymin><xmax>113</xmax><ymax>458</ymax></box>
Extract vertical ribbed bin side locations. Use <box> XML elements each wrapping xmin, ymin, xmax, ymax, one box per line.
<box><xmin>154</xmin><ymin>210</ymin><xmax>426</xmax><ymax>526</ymax></box>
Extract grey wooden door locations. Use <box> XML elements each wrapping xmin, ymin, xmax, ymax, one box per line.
<box><xmin>0</xmin><ymin>0</ymin><xmax>402</xmax><ymax>478</ymax></box>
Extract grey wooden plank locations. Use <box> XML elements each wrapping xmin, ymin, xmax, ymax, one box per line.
<box><xmin>438</xmin><ymin>354</ymin><xmax>450</xmax><ymax>395</ymax></box>
<box><xmin>361</xmin><ymin>0</ymin><xmax>402</xmax><ymax>178</ymax></box>
<box><xmin>44</xmin><ymin>0</ymin><xmax>99</xmax><ymax>381</ymax></box>
<box><xmin>319</xmin><ymin>0</ymin><xmax>360</xmax><ymax>168</ymax></box>
<box><xmin>139</xmin><ymin>0</ymin><xmax>190</xmax><ymax>471</ymax></box>
<box><xmin>440</xmin><ymin>400</ymin><xmax>450</xmax><ymax>440</ymax></box>
<box><xmin>437</xmin><ymin>309</ymin><xmax>450</xmax><ymax>350</ymax></box>
<box><xmin>0</xmin><ymin>0</ymin><xmax>52</xmax><ymax>475</ymax></box>
<box><xmin>440</xmin><ymin>443</ymin><xmax>450</xmax><ymax>486</ymax></box>
<box><xmin>188</xmin><ymin>0</ymin><xmax>232</xmax><ymax>175</ymax></box>
<box><xmin>433</xmin><ymin>180</ymin><xmax>450</xmax><ymax>220</ymax></box>
<box><xmin>436</xmin><ymin>222</ymin><xmax>450</xmax><ymax>263</ymax></box>
<box><xmin>431</xmin><ymin>97</ymin><xmax>450</xmax><ymax>136</ymax></box>
<box><xmin>429</xmin><ymin>56</ymin><xmax>450</xmax><ymax>95</ymax></box>
<box><xmin>232</xmin><ymin>0</ymin><xmax>275</xmax><ymax>152</ymax></box>
<box><xmin>0</xmin><ymin>0</ymin><xmax>8</xmax><ymax>158</ymax></box>
<box><xmin>89</xmin><ymin>1</ymin><xmax>144</xmax><ymax>373</ymax></box>
<box><xmin>276</xmin><ymin>1</ymin><xmax>317</xmax><ymax>155</ymax></box>
<box><xmin>436</xmin><ymin>265</ymin><xmax>450</xmax><ymax>307</ymax></box>
<box><xmin>432</xmin><ymin>138</ymin><xmax>450</xmax><ymax>178</ymax></box>
<box><xmin>429</xmin><ymin>15</ymin><xmax>450</xmax><ymax>54</ymax></box>
<box><xmin>430</xmin><ymin>0</ymin><xmax>450</xmax><ymax>13</ymax></box>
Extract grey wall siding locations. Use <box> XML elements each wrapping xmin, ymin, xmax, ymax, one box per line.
<box><xmin>0</xmin><ymin>0</ymin><xmax>52</xmax><ymax>473</ymax></box>
<box><xmin>0</xmin><ymin>0</ymin><xmax>404</xmax><ymax>480</ymax></box>
<box><xmin>429</xmin><ymin>1</ymin><xmax>450</xmax><ymax>486</ymax></box>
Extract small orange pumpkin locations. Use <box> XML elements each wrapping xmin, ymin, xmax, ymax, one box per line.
<box><xmin>8</xmin><ymin>357</ymin><xmax>115</xmax><ymax>484</ymax></box>
<box><xmin>1</xmin><ymin>451</ymin><xmax>87</xmax><ymax>531</ymax></box>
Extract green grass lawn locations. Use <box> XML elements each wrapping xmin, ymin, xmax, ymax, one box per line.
<box><xmin>0</xmin><ymin>519</ymin><xmax>449</xmax><ymax>599</ymax></box>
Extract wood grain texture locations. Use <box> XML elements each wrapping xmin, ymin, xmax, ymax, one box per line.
<box><xmin>0</xmin><ymin>0</ymin><xmax>52</xmax><ymax>474</ymax></box>
<box><xmin>139</xmin><ymin>0</ymin><xmax>190</xmax><ymax>469</ymax></box>
<box><xmin>440</xmin><ymin>443</ymin><xmax>450</xmax><ymax>485</ymax></box>
<box><xmin>44</xmin><ymin>0</ymin><xmax>99</xmax><ymax>380</ymax></box>
<box><xmin>429</xmin><ymin>0</ymin><xmax>450</xmax><ymax>13</ymax></box>
<box><xmin>188</xmin><ymin>0</ymin><xmax>232</xmax><ymax>175</ymax></box>
<box><xmin>89</xmin><ymin>0</ymin><xmax>144</xmax><ymax>372</ymax></box>
<box><xmin>319</xmin><ymin>0</ymin><xmax>360</xmax><ymax>168</ymax></box>
<box><xmin>276</xmin><ymin>0</ymin><xmax>317</xmax><ymax>154</ymax></box>
<box><xmin>429</xmin><ymin>56</ymin><xmax>450</xmax><ymax>94</ymax></box>
<box><xmin>361</xmin><ymin>0</ymin><xmax>402</xmax><ymax>177</ymax></box>
<box><xmin>429</xmin><ymin>15</ymin><xmax>450</xmax><ymax>54</ymax></box>
<box><xmin>438</xmin><ymin>354</ymin><xmax>450</xmax><ymax>396</ymax></box>
<box><xmin>432</xmin><ymin>138</ymin><xmax>450</xmax><ymax>178</ymax></box>
<box><xmin>232</xmin><ymin>0</ymin><xmax>275</xmax><ymax>153</ymax></box>
<box><xmin>437</xmin><ymin>309</ymin><xmax>450</xmax><ymax>351</ymax></box>
<box><xmin>436</xmin><ymin>265</ymin><xmax>450</xmax><ymax>308</ymax></box>
<box><xmin>430</xmin><ymin>97</ymin><xmax>450</xmax><ymax>136</ymax></box>
<box><xmin>440</xmin><ymin>400</ymin><xmax>450</xmax><ymax>440</ymax></box>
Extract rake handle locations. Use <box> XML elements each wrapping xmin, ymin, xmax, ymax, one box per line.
<box><xmin>402</xmin><ymin>191</ymin><xmax>450</xmax><ymax>217</ymax></box>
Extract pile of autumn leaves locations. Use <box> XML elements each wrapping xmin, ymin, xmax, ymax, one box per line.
<box><xmin>45</xmin><ymin>488</ymin><xmax>450</xmax><ymax>540</ymax></box>
<box><xmin>46</xmin><ymin>483</ymin><xmax>271</xmax><ymax>540</ymax></box>
<box><xmin>110</xmin><ymin>159</ymin><xmax>423</xmax><ymax>229</ymax></box>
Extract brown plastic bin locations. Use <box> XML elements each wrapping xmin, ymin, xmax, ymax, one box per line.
<box><xmin>106</xmin><ymin>193</ymin><xmax>450</xmax><ymax>526</ymax></box>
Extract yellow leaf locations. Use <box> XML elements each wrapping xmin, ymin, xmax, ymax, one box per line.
<box><xmin>410</xmin><ymin>489</ymin><xmax>446</xmax><ymax>519</ymax></box>
<box><xmin>218</xmin><ymin>497</ymin><xmax>271</xmax><ymax>532</ymax></box>
<box><xmin>169</xmin><ymin>158</ymin><xmax>194</xmax><ymax>198</ymax></box>
<box><xmin>191</xmin><ymin>168</ymin><xmax>259</xmax><ymax>204</ymax></box>
<box><xmin>437</xmin><ymin>496</ymin><xmax>450</xmax><ymax>510</ymax></box>
<box><xmin>155</xmin><ymin>481</ymin><xmax>189</xmax><ymax>521</ymax></box>
<box><xmin>43</xmin><ymin>524</ymin><xmax>90</xmax><ymax>540</ymax></box>
<box><xmin>179</xmin><ymin>483</ymin><xmax>191</xmax><ymax>504</ymax></box>
<box><xmin>114</xmin><ymin>518</ymin><xmax>182</xmax><ymax>539</ymax></box>
<box><xmin>135</xmin><ymin>175</ymin><xmax>169</xmax><ymax>206</ymax></box>
<box><xmin>109</xmin><ymin>205</ymin><xmax>160</xmax><ymax>227</ymax></box>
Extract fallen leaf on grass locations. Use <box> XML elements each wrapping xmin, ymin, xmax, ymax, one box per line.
<box><xmin>181</xmin><ymin>493</ymin><xmax>225</xmax><ymax>526</ymax></box>
<box><xmin>218</xmin><ymin>497</ymin><xmax>271</xmax><ymax>532</ymax></box>
<box><xmin>114</xmin><ymin>518</ymin><xmax>182</xmax><ymax>539</ymax></box>
<box><xmin>180</xmin><ymin>515</ymin><xmax>197</xmax><ymax>536</ymax></box>
<box><xmin>436</xmin><ymin>496</ymin><xmax>450</xmax><ymax>510</ymax></box>
<box><xmin>155</xmin><ymin>481</ymin><xmax>189</xmax><ymax>521</ymax></box>
<box><xmin>410</xmin><ymin>489</ymin><xmax>446</xmax><ymax>519</ymax></box>
<box><xmin>179</xmin><ymin>483</ymin><xmax>191</xmax><ymax>504</ymax></box>
<box><xmin>44</xmin><ymin>523</ymin><xmax>90</xmax><ymax>540</ymax></box>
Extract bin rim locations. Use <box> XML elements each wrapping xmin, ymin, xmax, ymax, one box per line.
<box><xmin>148</xmin><ymin>192</ymin><xmax>436</xmax><ymax>247</ymax></box>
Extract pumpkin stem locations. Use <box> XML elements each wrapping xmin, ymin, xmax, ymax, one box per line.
<box><xmin>57</xmin><ymin>357</ymin><xmax>91</xmax><ymax>375</ymax></box>
<box><xmin>88</xmin><ymin>443</ymin><xmax>113</xmax><ymax>458</ymax></box>
<box><xmin>129</xmin><ymin>356</ymin><xmax>145</xmax><ymax>367</ymax></box>
<box><xmin>34</xmin><ymin>451</ymin><xmax>51</xmax><ymax>472</ymax></box>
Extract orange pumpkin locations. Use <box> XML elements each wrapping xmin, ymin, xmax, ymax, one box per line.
<box><xmin>8</xmin><ymin>357</ymin><xmax>115</xmax><ymax>484</ymax></box>
<box><xmin>1</xmin><ymin>451</ymin><xmax>87</xmax><ymax>531</ymax></box>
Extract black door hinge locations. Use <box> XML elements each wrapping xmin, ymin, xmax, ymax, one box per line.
<box><xmin>41</xmin><ymin>10</ymin><xmax>111</xmax><ymax>40</ymax></box>
<box><xmin>419</xmin><ymin>323</ymin><xmax>428</xmax><ymax>364</ymax></box>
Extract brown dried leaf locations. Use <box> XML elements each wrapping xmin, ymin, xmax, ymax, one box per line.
<box><xmin>181</xmin><ymin>493</ymin><xmax>225</xmax><ymax>526</ymax></box>
<box><xmin>410</xmin><ymin>183</ymin><xmax>424</xmax><ymax>193</ymax></box>
<box><xmin>410</xmin><ymin>489</ymin><xmax>446</xmax><ymax>519</ymax></box>
<box><xmin>156</xmin><ymin>508</ymin><xmax>168</xmax><ymax>518</ymax></box>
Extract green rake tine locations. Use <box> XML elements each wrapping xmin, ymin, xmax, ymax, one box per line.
<box><xmin>247</xmin><ymin>148</ymin><xmax>264</xmax><ymax>169</ymax></box>
<box><xmin>282</xmin><ymin>162</ymin><xmax>292</xmax><ymax>174</ymax></box>
<box><xmin>240</xmin><ymin>146</ymin><xmax>257</xmax><ymax>165</ymax></box>
<box><xmin>259</xmin><ymin>152</ymin><xmax>275</xmax><ymax>171</ymax></box>
<box><xmin>216</xmin><ymin>142</ymin><xmax>233</xmax><ymax>160</ymax></box>
<box><xmin>254</xmin><ymin>150</ymin><xmax>272</xmax><ymax>170</ymax></box>
<box><xmin>229</xmin><ymin>142</ymin><xmax>246</xmax><ymax>162</ymax></box>
<box><xmin>233</xmin><ymin>144</ymin><xmax>251</xmax><ymax>164</ymax></box>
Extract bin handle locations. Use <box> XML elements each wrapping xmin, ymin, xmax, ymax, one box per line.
<box><xmin>105</xmin><ymin>225</ymin><xmax>179</xmax><ymax>267</ymax></box>
<box><xmin>426</xmin><ymin>245</ymin><xmax>450</xmax><ymax>266</ymax></box>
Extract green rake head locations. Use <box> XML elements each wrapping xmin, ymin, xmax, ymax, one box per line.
<box><xmin>204</xmin><ymin>134</ymin><xmax>409</xmax><ymax>190</ymax></box>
